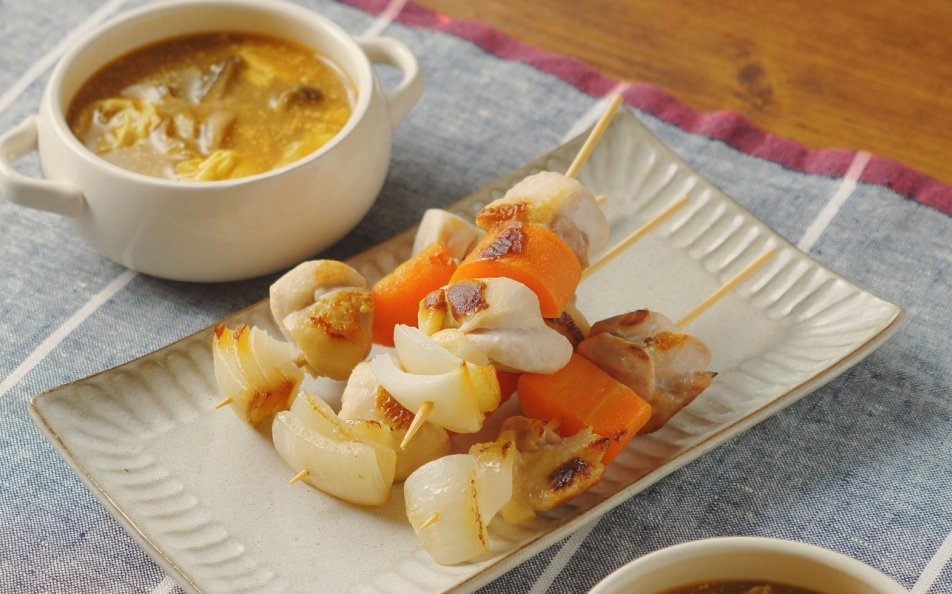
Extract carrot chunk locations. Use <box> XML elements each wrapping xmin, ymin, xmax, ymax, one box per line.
<box><xmin>496</xmin><ymin>369</ymin><xmax>521</xmax><ymax>403</ymax></box>
<box><xmin>517</xmin><ymin>353</ymin><xmax>652</xmax><ymax>464</ymax></box>
<box><xmin>371</xmin><ymin>243</ymin><xmax>457</xmax><ymax>346</ymax></box>
<box><xmin>450</xmin><ymin>221</ymin><xmax>581</xmax><ymax>317</ymax></box>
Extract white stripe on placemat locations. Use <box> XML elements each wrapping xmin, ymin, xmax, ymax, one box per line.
<box><xmin>797</xmin><ymin>150</ymin><xmax>871</xmax><ymax>252</ymax></box>
<box><xmin>0</xmin><ymin>0</ymin><xmax>128</xmax><ymax>115</ymax></box>
<box><xmin>0</xmin><ymin>269</ymin><xmax>137</xmax><ymax>399</ymax></box>
<box><xmin>360</xmin><ymin>0</ymin><xmax>408</xmax><ymax>38</ymax></box>
<box><xmin>913</xmin><ymin>529</ymin><xmax>952</xmax><ymax>594</ymax></box>
<box><xmin>149</xmin><ymin>575</ymin><xmax>179</xmax><ymax>594</ymax></box>
<box><xmin>560</xmin><ymin>82</ymin><xmax>632</xmax><ymax>144</ymax></box>
<box><xmin>527</xmin><ymin>520</ymin><xmax>598</xmax><ymax>594</ymax></box>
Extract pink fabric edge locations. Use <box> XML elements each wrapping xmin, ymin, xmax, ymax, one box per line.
<box><xmin>344</xmin><ymin>0</ymin><xmax>952</xmax><ymax>216</ymax></box>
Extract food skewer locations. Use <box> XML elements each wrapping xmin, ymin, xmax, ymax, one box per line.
<box><xmin>289</xmin><ymin>469</ymin><xmax>309</xmax><ymax>484</ymax></box>
<box><xmin>401</xmin><ymin>401</ymin><xmax>433</xmax><ymax>449</ymax></box>
<box><xmin>206</xmin><ymin>91</ymin><xmax>780</xmax><ymax>562</ymax></box>
<box><xmin>676</xmin><ymin>247</ymin><xmax>777</xmax><ymax>329</ymax></box>
<box><xmin>564</xmin><ymin>94</ymin><xmax>623</xmax><ymax>179</ymax></box>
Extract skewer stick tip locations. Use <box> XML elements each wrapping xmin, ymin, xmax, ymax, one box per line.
<box><xmin>214</xmin><ymin>396</ymin><xmax>233</xmax><ymax>409</ymax></box>
<box><xmin>400</xmin><ymin>401</ymin><xmax>434</xmax><ymax>450</ymax></box>
<box><xmin>676</xmin><ymin>247</ymin><xmax>778</xmax><ymax>329</ymax></box>
<box><xmin>420</xmin><ymin>512</ymin><xmax>440</xmax><ymax>530</ymax></box>
<box><xmin>565</xmin><ymin>93</ymin><xmax>624</xmax><ymax>179</ymax></box>
<box><xmin>582</xmin><ymin>195</ymin><xmax>689</xmax><ymax>281</ymax></box>
<box><xmin>289</xmin><ymin>469</ymin><xmax>309</xmax><ymax>484</ymax></box>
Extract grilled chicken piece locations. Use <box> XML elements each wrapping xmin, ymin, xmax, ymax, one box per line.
<box><xmin>578</xmin><ymin>309</ymin><xmax>715</xmax><ymax>433</ymax></box>
<box><xmin>498</xmin><ymin>416</ymin><xmax>609</xmax><ymax>523</ymax></box>
<box><xmin>475</xmin><ymin>171</ymin><xmax>609</xmax><ymax>267</ymax></box>
<box><xmin>418</xmin><ymin>277</ymin><xmax>572</xmax><ymax>374</ymax></box>
<box><xmin>543</xmin><ymin>302</ymin><xmax>591</xmax><ymax>348</ymax></box>
<box><xmin>270</xmin><ymin>260</ymin><xmax>374</xmax><ymax>380</ymax></box>
<box><xmin>412</xmin><ymin>208</ymin><xmax>485</xmax><ymax>261</ymax></box>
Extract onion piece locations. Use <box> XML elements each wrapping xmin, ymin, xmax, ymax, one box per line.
<box><xmin>212</xmin><ymin>323</ymin><xmax>303</xmax><ymax>426</ymax></box>
<box><xmin>338</xmin><ymin>361</ymin><xmax>451</xmax><ymax>481</ymax></box>
<box><xmin>469</xmin><ymin>438</ymin><xmax>517</xmax><ymax>522</ymax></box>
<box><xmin>273</xmin><ymin>391</ymin><xmax>396</xmax><ymax>506</ymax></box>
<box><xmin>392</xmin><ymin>324</ymin><xmax>460</xmax><ymax>374</ymax></box>
<box><xmin>429</xmin><ymin>329</ymin><xmax>490</xmax><ymax>366</ymax></box>
<box><xmin>404</xmin><ymin>437</ymin><xmax>517</xmax><ymax>565</ymax></box>
<box><xmin>370</xmin><ymin>353</ymin><xmax>500</xmax><ymax>433</ymax></box>
<box><xmin>404</xmin><ymin>454</ymin><xmax>488</xmax><ymax>565</ymax></box>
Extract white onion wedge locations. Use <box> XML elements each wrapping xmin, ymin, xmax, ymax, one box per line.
<box><xmin>430</xmin><ymin>329</ymin><xmax>490</xmax><ymax>366</ymax></box>
<box><xmin>469</xmin><ymin>438</ymin><xmax>517</xmax><ymax>522</ymax></box>
<box><xmin>289</xmin><ymin>392</ymin><xmax>394</xmax><ymax>451</ymax></box>
<box><xmin>392</xmin><ymin>324</ymin><xmax>461</xmax><ymax>374</ymax></box>
<box><xmin>404</xmin><ymin>454</ymin><xmax>488</xmax><ymax>565</ymax></box>
<box><xmin>338</xmin><ymin>361</ymin><xmax>451</xmax><ymax>481</ymax></box>
<box><xmin>212</xmin><ymin>324</ymin><xmax>303</xmax><ymax>426</ymax></box>
<box><xmin>370</xmin><ymin>353</ymin><xmax>500</xmax><ymax>433</ymax></box>
<box><xmin>404</xmin><ymin>438</ymin><xmax>517</xmax><ymax>565</ymax></box>
<box><xmin>272</xmin><ymin>391</ymin><xmax>396</xmax><ymax>506</ymax></box>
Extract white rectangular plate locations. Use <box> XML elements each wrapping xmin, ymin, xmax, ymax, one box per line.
<box><xmin>30</xmin><ymin>109</ymin><xmax>904</xmax><ymax>593</ymax></box>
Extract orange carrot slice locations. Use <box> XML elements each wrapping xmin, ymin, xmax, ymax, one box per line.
<box><xmin>371</xmin><ymin>243</ymin><xmax>457</xmax><ymax>346</ymax></box>
<box><xmin>450</xmin><ymin>221</ymin><xmax>581</xmax><ymax>317</ymax></box>
<box><xmin>517</xmin><ymin>353</ymin><xmax>652</xmax><ymax>464</ymax></box>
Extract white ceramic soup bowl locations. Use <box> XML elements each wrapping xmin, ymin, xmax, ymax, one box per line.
<box><xmin>588</xmin><ymin>537</ymin><xmax>909</xmax><ymax>594</ymax></box>
<box><xmin>0</xmin><ymin>0</ymin><xmax>423</xmax><ymax>282</ymax></box>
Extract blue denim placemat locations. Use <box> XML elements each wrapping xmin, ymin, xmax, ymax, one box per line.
<box><xmin>1</xmin><ymin>1</ymin><xmax>950</xmax><ymax>592</ymax></box>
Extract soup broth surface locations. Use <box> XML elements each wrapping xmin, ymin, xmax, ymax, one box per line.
<box><xmin>67</xmin><ymin>32</ymin><xmax>353</xmax><ymax>181</ymax></box>
<box><xmin>659</xmin><ymin>580</ymin><xmax>825</xmax><ymax>594</ymax></box>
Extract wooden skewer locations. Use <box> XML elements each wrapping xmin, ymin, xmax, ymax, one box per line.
<box><xmin>214</xmin><ymin>396</ymin><xmax>233</xmax><ymax>409</ymax></box>
<box><xmin>676</xmin><ymin>247</ymin><xmax>777</xmax><ymax>329</ymax></box>
<box><xmin>581</xmin><ymin>196</ymin><xmax>689</xmax><ymax>281</ymax></box>
<box><xmin>564</xmin><ymin>94</ymin><xmax>623</xmax><ymax>179</ymax></box>
<box><xmin>289</xmin><ymin>469</ymin><xmax>309</xmax><ymax>484</ymax></box>
<box><xmin>420</xmin><ymin>512</ymin><xmax>440</xmax><ymax>530</ymax></box>
<box><xmin>400</xmin><ymin>400</ymin><xmax>434</xmax><ymax>450</ymax></box>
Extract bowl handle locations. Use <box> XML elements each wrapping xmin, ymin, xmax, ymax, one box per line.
<box><xmin>0</xmin><ymin>116</ymin><xmax>85</xmax><ymax>218</ymax></box>
<box><xmin>357</xmin><ymin>37</ymin><xmax>425</xmax><ymax>130</ymax></box>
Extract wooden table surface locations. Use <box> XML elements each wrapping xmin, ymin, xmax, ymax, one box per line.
<box><xmin>415</xmin><ymin>0</ymin><xmax>952</xmax><ymax>186</ymax></box>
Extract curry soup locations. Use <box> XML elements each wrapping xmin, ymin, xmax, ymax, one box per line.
<box><xmin>66</xmin><ymin>32</ymin><xmax>354</xmax><ymax>181</ymax></box>
<box><xmin>659</xmin><ymin>580</ymin><xmax>826</xmax><ymax>594</ymax></box>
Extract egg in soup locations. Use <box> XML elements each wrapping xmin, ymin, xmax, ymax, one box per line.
<box><xmin>66</xmin><ymin>32</ymin><xmax>354</xmax><ymax>181</ymax></box>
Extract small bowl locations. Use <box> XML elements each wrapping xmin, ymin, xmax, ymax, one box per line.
<box><xmin>0</xmin><ymin>0</ymin><xmax>424</xmax><ymax>282</ymax></box>
<box><xmin>588</xmin><ymin>537</ymin><xmax>909</xmax><ymax>594</ymax></box>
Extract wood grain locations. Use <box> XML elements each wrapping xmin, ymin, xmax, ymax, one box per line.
<box><xmin>415</xmin><ymin>0</ymin><xmax>952</xmax><ymax>185</ymax></box>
